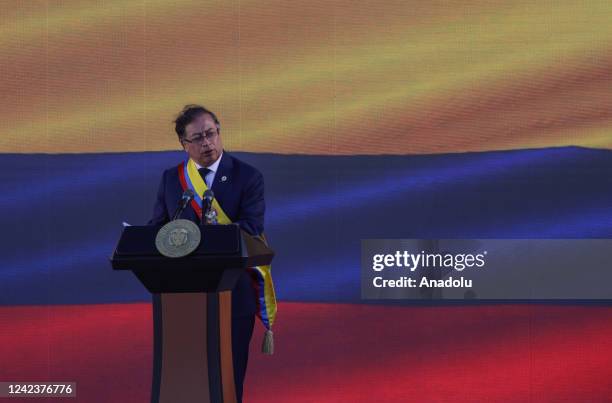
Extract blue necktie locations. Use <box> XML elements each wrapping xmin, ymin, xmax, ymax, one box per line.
<box><xmin>198</xmin><ymin>168</ymin><xmax>211</xmax><ymax>187</ymax></box>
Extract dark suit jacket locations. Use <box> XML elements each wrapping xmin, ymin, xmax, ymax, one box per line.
<box><xmin>149</xmin><ymin>151</ymin><xmax>265</xmax><ymax>317</ymax></box>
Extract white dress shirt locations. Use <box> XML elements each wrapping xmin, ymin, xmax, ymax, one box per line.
<box><xmin>193</xmin><ymin>152</ymin><xmax>223</xmax><ymax>188</ymax></box>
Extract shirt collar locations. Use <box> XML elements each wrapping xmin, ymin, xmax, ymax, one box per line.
<box><xmin>193</xmin><ymin>151</ymin><xmax>223</xmax><ymax>173</ymax></box>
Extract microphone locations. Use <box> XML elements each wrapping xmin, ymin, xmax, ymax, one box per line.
<box><xmin>202</xmin><ymin>189</ymin><xmax>215</xmax><ymax>225</ymax></box>
<box><xmin>172</xmin><ymin>189</ymin><xmax>194</xmax><ymax>220</ymax></box>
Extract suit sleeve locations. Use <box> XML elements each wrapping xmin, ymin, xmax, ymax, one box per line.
<box><xmin>236</xmin><ymin>171</ymin><xmax>265</xmax><ymax>235</ymax></box>
<box><xmin>148</xmin><ymin>170</ymin><xmax>170</xmax><ymax>226</ymax></box>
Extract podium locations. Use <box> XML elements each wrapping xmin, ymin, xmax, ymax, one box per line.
<box><xmin>111</xmin><ymin>223</ymin><xmax>274</xmax><ymax>403</ymax></box>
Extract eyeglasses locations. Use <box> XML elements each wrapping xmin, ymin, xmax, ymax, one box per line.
<box><xmin>183</xmin><ymin>130</ymin><xmax>218</xmax><ymax>145</ymax></box>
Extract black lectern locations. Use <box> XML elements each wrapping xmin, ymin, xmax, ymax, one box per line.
<box><xmin>111</xmin><ymin>223</ymin><xmax>274</xmax><ymax>403</ymax></box>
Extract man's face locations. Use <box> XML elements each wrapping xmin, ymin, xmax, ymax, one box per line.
<box><xmin>182</xmin><ymin>113</ymin><xmax>223</xmax><ymax>167</ymax></box>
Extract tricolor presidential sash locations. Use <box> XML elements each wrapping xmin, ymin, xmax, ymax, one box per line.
<box><xmin>178</xmin><ymin>159</ymin><xmax>277</xmax><ymax>354</ymax></box>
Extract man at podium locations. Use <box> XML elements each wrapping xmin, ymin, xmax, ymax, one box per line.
<box><xmin>148</xmin><ymin>104</ymin><xmax>266</xmax><ymax>402</ymax></box>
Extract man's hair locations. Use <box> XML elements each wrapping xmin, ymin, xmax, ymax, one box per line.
<box><xmin>174</xmin><ymin>104</ymin><xmax>221</xmax><ymax>140</ymax></box>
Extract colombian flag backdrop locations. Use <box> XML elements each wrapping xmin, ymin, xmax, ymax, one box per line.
<box><xmin>1</xmin><ymin>1</ymin><xmax>612</xmax><ymax>402</ymax></box>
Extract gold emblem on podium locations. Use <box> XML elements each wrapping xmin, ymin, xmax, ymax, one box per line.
<box><xmin>155</xmin><ymin>219</ymin><xmax>201</xmax><ymax>258</ymax></box>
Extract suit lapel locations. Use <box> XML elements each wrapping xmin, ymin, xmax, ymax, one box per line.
<box><xmin>211</xmin><ymin>152</ymin><xmax>233</xmax><ymax>214</ymax></box>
